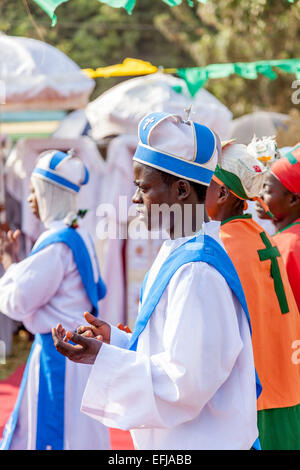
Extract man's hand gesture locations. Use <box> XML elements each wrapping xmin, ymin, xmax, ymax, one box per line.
<box><xmin>52</xmin><ymin>312</ymin><xmax>111</xmax><ymax>364</ymax></box>
<box><xmin>76</xmin><ymin>312</ymin><xmax>111</xmax><ymax>343</ymax></box>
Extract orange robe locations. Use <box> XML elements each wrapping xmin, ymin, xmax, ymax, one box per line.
<box><xmin>220</xmin><ymin>214</ymin><xmax>300</xmax><ymax>411</ymax></box>
<box><xmin>273</xmin><ymin>218</ymin><xmax>300</xmax><ymax>313</ymax></box>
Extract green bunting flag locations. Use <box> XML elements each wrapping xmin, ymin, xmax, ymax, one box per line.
<box><xmin>33</xmin><ymin>0</ymin><xmax>69</xmax><ymax>26</ymax></box>
<box><xmin>83</xmin><ymin>57</ymin><xmax>300</xmax><ymax>98</ymax></box>
<box><xmin>97</xmin><ymin>0</ymin><xmax>136</xmax><ymax>14</ymax></box>
<box><xmin>33</xmin><ymin>0</ymin><xmax>295</xmax><ymax>26</ymax></box>
<box><xmin>162</xmin><ymin>0</ymin><xmax>197</xmax><ymax>6</ymax></box>
<box><xmin>33</xmin><ymin>0</ymin><xmax>214</xmax><ymax>25</ymax></box>
<box><xmin>177</xmin><ymin>59</ymin><xmax>300</xmax><ymax>96</ymax></box>
<box><xmin>33</xmin><ymin>0</ymin><xmax>137</xmax><ymax>24</ymax></box>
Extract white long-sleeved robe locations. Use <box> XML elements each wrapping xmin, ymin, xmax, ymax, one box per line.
<box><xmin>0</xmin><ymin>220</ymin><xmax>110</xmax><ymax>450</ymax></box>
<box><xmin>81</xmin><ymin>221</ymin><xmax>258</xmax><ymax>450</ymax></box>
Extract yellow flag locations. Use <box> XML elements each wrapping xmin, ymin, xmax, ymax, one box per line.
<box><xmin>83</xmin><ymin>58</ymin><xmax>158</xmax><ymax>78</ymax></box>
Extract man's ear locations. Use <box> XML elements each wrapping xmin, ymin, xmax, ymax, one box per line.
<box><xmin>176</xmin><ymin>180</ymin><xmax>191</xmax><ymax>200</ymax></box>
<box><xmin>217</xmin><ymin>185</ymin><xmax>230</xmax><ymax>203</ymax></box>
<box><xmin>289</xmin><ymin>193</ymin><xmax>300</xmax><ymax>207</ymax></box>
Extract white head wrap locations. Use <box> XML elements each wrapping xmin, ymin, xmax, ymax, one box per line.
<box><xmin>218</xmin><ymin>142</ymin><xmax>267</xmax><ymax>200</ymax></box>
<box><xmin>31</xmin><ymin>149</ymin><xmax>89</xmax><ymax>228</ymax></box>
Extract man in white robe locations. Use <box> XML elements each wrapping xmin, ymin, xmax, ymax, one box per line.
<box><xmin>0</xmin><ymin>150</ymin><xmax>110</xmax><ymax>450</ymax></box>
<box><xmin>52</xmin><ymin>113</ymin><xmax>260</xmax><ymax>450</ymax></box>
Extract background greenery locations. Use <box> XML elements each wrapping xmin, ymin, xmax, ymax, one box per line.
<box><xmin>1</xmin><ymin>0</ymin><xmax>300</xmax><ymax>117</ymax></box>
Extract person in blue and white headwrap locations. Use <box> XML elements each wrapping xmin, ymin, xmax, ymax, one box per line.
<box><xmin>52</xmin><ymin>113</ymin><xmax>260</xmax><ymax>450</ymax></box>
<box><xmin>0</xmin><ymin>150</ymin><xmax>110</xmax><ymax>450</ymax></box>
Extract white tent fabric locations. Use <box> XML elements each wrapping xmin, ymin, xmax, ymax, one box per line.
<box><xmin>52</xmin><ymin>110</ymin><xmax>90</xmax><ymax>138</ymax></box>
<box><xmin>229</xmin><ymin>111</ymin><xmax>289</xmax><ymax>145</ymax></box>
<box><xmin>85</xmin><ymin>72</ymin><xmax>232</xmax><ymax>142</ymax></box>
<box><xmin>0</xmin><ymin>35</ymin><xmax>95</xmax><ymax>111</ymax></box>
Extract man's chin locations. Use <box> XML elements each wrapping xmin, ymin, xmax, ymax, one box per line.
<box><xmin>255</xmin><ymin>204</ymin><xmax>269</xmax><ymax>220</ymax></box>
<box><xmin>32</xmin><ymin>210</ymin><xmax>40</xmax><ymax>220</ymax></box>
<box><xmin>271</xmin><ymin>215</ymin><xmax>281</xmax><ymax>225</ymax></box>
<box><xmin>135</xmin><ymin>214</ymin><xmax>170</xmax><ymax>238</ymax></box>
<box><xmin>137</xmin><ymin>213</ymin><xmax>148</xmax><ymax>227</ymax></box>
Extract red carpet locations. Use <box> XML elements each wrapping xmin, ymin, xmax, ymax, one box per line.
<box><xmin>0</xmin><ymin>364</ymin><xmax>134</xmax><ymax>450</ymax></box>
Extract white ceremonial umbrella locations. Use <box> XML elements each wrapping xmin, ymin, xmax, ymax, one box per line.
<box><xmin>85</xmin><ymin>72</ymin><xmax>233</xmax><ymax>142</ymax></box>
<box><xmin>0</xmin><ymin>34</ymin><xmax>95</xmax><ymax>111</ymax></box>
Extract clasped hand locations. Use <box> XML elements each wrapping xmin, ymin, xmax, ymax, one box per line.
<box><xmin>52</xmin><ymin>312</ymin><xmax>111</xmax><ymax>364</ymax></box>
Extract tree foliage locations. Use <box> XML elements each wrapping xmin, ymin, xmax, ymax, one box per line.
<box><xmin>1</xmin><ymin>0</ymin><xmax>299</xmax><ymax>116</ymax></box>
<box><xmin>155</xmin><ymin>0</ymin><xmax>300</xmax><ymax>116</ymax></box>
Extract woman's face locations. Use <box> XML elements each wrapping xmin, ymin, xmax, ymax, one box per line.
<box><xmin>27</xmin><ymin>182</ymin><xmax>40</xmax><ymax>220</ymax></box>
<box><xmin>258</xmin><ymin>172</ymin><xmax>291</xmax><ymax>224</ymax></box>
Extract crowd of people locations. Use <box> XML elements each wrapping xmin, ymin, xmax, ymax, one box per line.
<box><xmin>0</xmin><ymin>109</ymin><xmax>300</xmax><ymax>451</ymax></box>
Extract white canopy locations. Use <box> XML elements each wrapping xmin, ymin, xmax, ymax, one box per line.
<box><xmin>85</xmin><ymin>72</ymin><xmax>232</xmax><ymax>141</ymax></box>
<box><xmin>229</xmin><ymin>111</ymin><xmax>289</xmax><ymax>144</ymax></box>
<box><xmin>0</xmin><ymin>35</ymin><xmax>95</xmax><ymax>111</ymax></box>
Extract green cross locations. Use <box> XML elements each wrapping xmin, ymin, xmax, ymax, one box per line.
<box><xmin>257</xmin><ymin>232</ymin><xmax>289</xmax><ymax>314</ymax></box>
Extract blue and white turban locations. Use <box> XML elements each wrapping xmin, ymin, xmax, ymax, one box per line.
<box><xmin>31</xmin><ymin>150</ymin><xmax>89</xmax><ymax>227</ymax></box>
<box><xmin>32</xmin><ymin>149</ymin><xmax>89</xmax><ymax>193</ymax></box>
<box><xmin>133</xmin><ymin>112</ymin><xmax>221</xmax><ymax>186</ymax></box>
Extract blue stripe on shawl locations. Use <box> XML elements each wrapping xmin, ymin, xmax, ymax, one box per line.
<box><xmin>31</xmin><ymin>227</ymin><xmax>106</xmax><ymax>314</ymax></box>
<box><xmin>35</xmin><ymin>333</ymin><xmax>66</xmax><ymax>450</ymax></box>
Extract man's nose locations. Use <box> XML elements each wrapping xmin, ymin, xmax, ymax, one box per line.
<box><xmin>132</xmin><ymin>188</ymin><xmax>142</xmax><ymax>204</ymax></box>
